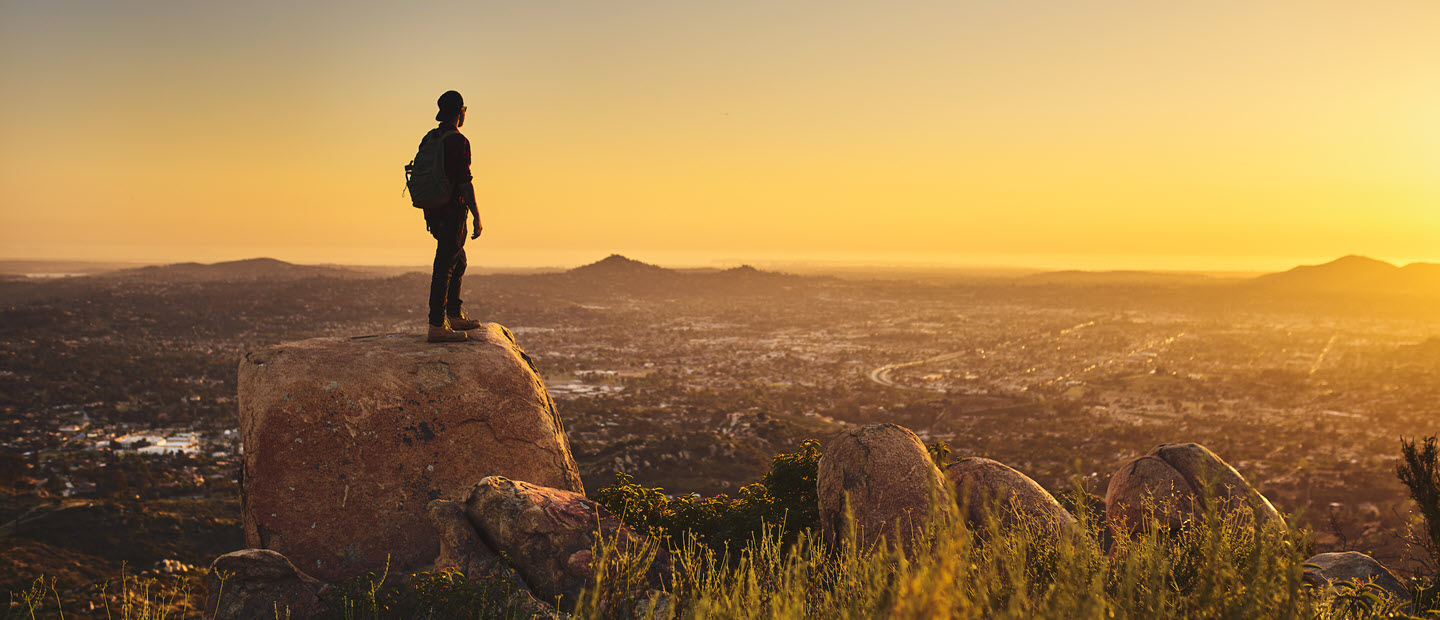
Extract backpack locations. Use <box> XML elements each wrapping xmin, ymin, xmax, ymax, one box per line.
<box><xmin>404</xmin><ymin>128</ymin><xmax>456</xmax><ymax>209</ymax></box>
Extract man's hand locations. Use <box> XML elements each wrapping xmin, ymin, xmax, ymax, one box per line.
<box><xmin>471</xmin><ymin>217</ymin><xmax>483</xmax><ymax>239</ymax></box>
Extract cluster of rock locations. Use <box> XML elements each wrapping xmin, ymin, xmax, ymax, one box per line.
<box><xmin>213</xmin><ymin>328</ymin><xmax>625</xmax><ymax>617</ymax></box>
<box><xmin>206</xmin><ymin>476</ymin><xmax>662</xmax><ymax>618</ymax></box>
<box><xmin>811</xmin><ymin>423</ymin><xmax>1408</xmax><ymax>607</ymax></box>
<box><xmin>816</xmin><ymin>424</ymin><xmax>1079</xmax><ymax>552</ymax></box>
<box><xmin>1105</xmin><ymin>442</ymin><xmax>1283</xmax><ymax>538</ymax></box>
<box><xmin>206</xmin><ymin>329</ymin><xmax>1414</xmax><ymax>618</ymax></box>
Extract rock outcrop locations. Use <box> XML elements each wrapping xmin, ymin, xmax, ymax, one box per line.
<box><xmin>204</xmin><ymin>549</ymin><xmax>322</xmax><ymax>620</ymax></box>
<box><xmin>238</xmin><ymin>325</ymin><xmax>583</xmax><ymax>581</ymax></box>
<box><xmin>462</xmin><ymin>476</ymin><xmax>659</xmax><ymax>612</ymax></box>
<box><xmin>426</xmin><ymin>499</ymin><xmax>555</xmax><ymax>616</ymax></box>
<box><xmin>1303</xmin><ymin>551</ymin><xmax>1411</xmax><ymax>605</ymax></box>
<box><xmin>946</xmin><ymin>457</ymin><xmax>1075</xmax><ymax>534</ymax></box>
<box><xmin>1105</xmin><ymin>443</ymin><xmax>1282</xmax><ymax>538</ymax></box>
<box><xmin>817</xmin><ymin>424</ymin><xmax>948</xmax><ymax>553</ymax></box>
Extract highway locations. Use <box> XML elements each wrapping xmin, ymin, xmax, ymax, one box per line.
<box><xmin>867</xmin><ymin>320</ymin><xmax>1099</xmax><ymax>389</ymax></box>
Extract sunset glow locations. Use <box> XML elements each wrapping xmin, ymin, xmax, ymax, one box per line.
<box><xmin>2</xmin><ymin>1</ymin><xmax>1438</xmax><ymax>270</ymax></box>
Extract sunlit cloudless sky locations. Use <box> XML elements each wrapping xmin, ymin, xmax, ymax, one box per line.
<box><xmin>1</xmin><ymin>0</ymin><xmax>1437</xmax><ymax>270</ymax></box>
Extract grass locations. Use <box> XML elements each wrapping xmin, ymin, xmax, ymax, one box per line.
<box><xmin>314</xmin><ymin>565</ymin><xmax>539</xmax><ymax>620</ymax></box>
<box><xmin>576</xmin><ymin>477</ymin><xmax>1438</xmax><ymax>620</ymax></box>
<box><xmin>8</xmin><ymin>495</ymin><xmax>1435</xmax><ymax>619</ymax></box>
<box><xmin>4</xmin><ymin>564</ymin><xmax>201</xmax><ymax>619</ymax></box>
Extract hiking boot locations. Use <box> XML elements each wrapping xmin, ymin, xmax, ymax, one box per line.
<box><xmin>427</xmin><ymin>324</ymin><xmax>468</xmax><ymax>343</ymax></box>
<box><xmin>447</xmin><ymin>313</ymin><xmax>482</xmax><ymax>331</ymax></box>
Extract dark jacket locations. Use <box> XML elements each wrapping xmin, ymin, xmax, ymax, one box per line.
<box><xmin>423</xmin><ymin>121</ymin><xmax>472</xmax><ymax>219</ymax></box>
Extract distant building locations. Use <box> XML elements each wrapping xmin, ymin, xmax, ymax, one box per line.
<box><xmin>112</xmin><ymin>431</ymin><xmax>202</xmax><ymax>455</ymax></box>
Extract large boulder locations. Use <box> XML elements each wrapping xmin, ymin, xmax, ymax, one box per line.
<box><xmin>946</xmin><ymin>457</ymin><xmax>1075</xmax><ymax>534</ymax></box>
<box><xmin>238</xmin><ymin>325</ymin><xmax>583</xmax><ymax>581</ymax></box>
<box><xmin>1303</xmin><ymin>551</ymin><xmax>1411</xmax><ymax>606</ymax></box>
<box><xmin>817</xmin><ymin>424</ymin><xmax>948</xmax><ymax>553</ymax></box>
<box><xmin>462</xmin><ymin>476</ymin><xmax>658</xmax><ymax>612</ymax></box>
<box><xmin>204</xmin><ymin>549</ymin><xmax>322</xmax><ymax>620</ymax></box>
<box><xmin>1105</xmin><ymin>443</ymin><xmax>1282</xmax><ymax>538</ymax></box>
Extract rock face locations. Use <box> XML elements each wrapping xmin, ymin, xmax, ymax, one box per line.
<box><xmin>817</xmin><ymin>424</ymin><xmax>947</xmax><ymax>553</ymax></box>
<box><xmin>426</xmin><ymin>499</ymin><xmax>554</xmax><ymax>616</ymax></box>
<box><xmin>946</xmin><ymin>457</ymin><xmax>1075</xmax><ymax>534</ymax></box>
<box><xmin>1303</xmin><ymin>551</ymin><xmax>1411</xmax><ymax>605</ymax></box>
<box><xmin>204</xmin><ymin>549</ymin><xmax>322</xmax><ymax>620</ymax></box>
<box><xmin>462</xmin><ymin>476</ymin><xmax>656</xmax><ymax>611</ymax></box>
<box><xmin>238</xmin><ymin>325</ymin><xmax>583</xmax><ymax>581</ymax></box>
<box><xmin>1105</xmin><ymin>443</ymin><xmax>1282</xmax><ymax>537</ymax></box>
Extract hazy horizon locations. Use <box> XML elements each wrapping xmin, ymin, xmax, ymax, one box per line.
<box><xmin>1</xmin><ymin>248</ymin><xmax>1430</xmax><ymax>276</ymax></box>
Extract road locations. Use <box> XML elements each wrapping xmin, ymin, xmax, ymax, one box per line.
<box><xmin>868</xmin><ymin>318</ymin><xmax>1187</xmax><ymax>393</ymax></box>
<box><xmin>867</xmin><ymin>320</ymin><xmax>1099</xmax><ymax>389</ymax></box>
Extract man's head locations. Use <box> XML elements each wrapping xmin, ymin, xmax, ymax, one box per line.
<box><xmin>436</xmin><ymin>90</ymin><xmax>466</xmax><ymax>126</ymax></box>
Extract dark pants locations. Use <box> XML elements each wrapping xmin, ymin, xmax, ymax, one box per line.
<box><xmin>425</xmin><ymin>207</ymin><xmax>468</xmax><ymax>327</ymax></box>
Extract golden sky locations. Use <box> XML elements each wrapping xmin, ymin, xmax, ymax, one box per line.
<box><xmin>1</xmin><ymin>1</ymin><xmax>1437</xmax><ymax>270</ymax></box>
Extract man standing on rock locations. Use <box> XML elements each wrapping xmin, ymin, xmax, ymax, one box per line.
<box><xmin>422</xmin><ymin>90</ymin><xmax>483</xmax><ymax>342</ymax></box>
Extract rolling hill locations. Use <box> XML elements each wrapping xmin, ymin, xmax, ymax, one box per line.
<box><xmin>1250</xmin><ymin>255</ymin><xmax>1440</xmax><ymax>296</ymax></box>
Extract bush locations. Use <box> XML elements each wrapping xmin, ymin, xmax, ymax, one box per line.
<box><xmin>1397</xmin><ymin>437</ymin><xmax>1440</xmax><ymax>563</ymax></box>
<box><xmin>594</xmin><ymin>439</ymin><xmax>823</xmax><ymax>554</ymax></box>
<box><xmin>1397</xmin><ymin>435</ymin><xmax>1440</xmax><ymax>606</ymax></box>
<box><xmin>594</xmin><ymin>437</ymin><xmax>959</xmax><ymax>556</ymax></box>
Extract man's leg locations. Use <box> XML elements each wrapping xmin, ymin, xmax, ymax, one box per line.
<box><xmin>445</xmin><ymin>247</ymin><xmax>467</xmax><ymax>319</ymax></box>
<box><xmin>443</xmin><ymin>215</ymin><xmax>482</xmax><ymax>330</ymax></box>
<box><xmin>428</xmin><ymin>215</ymin><xmax>462</xmax><ymax>328</ymax></box>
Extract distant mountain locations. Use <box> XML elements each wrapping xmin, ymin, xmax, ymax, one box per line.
<box><xmin>115</xmin><ymin>258</ymin><xmax>365</xmax><ymax>281</ymax></box>
<box><xmin>720</xmin><ymin>265</ymin><xmax>761</xmax><ymax>276</ymax></box>
<box><xmin>549</xmin><ymin>254</ymin><xmax>810</xmax><ymax>297</ymax></box>
<box><xmin>1250</xmin><ymin>255</ymin><xmax>1440</xmax><ymax>295</ymax></box>
<box><xmin>566</xmin><ymin>254</ymin><xmax>675</xmax><ymax>279</ymax></box>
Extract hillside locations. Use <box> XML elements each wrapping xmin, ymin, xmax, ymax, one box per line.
<box><xmin>0</xmin><ymin>494</ymin><xmax>241</xmax><ymax>608</ymax></box>
<box><xmin>113</xmin><ymin>258</ymin><xmax>366</xmax><ymax>281</ymax></box>
<box><xmin>1251</xmin><ymin>255</ymin><xmax>1440</xmax><ymax>296</ymax></box>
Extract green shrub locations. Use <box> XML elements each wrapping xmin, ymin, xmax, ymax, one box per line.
<box><xmin>1397</xmin><ymin>435</ymin><xmax>1440</xmax><ymax>608</ymax></box>
<box><xmin>595</xmin><ymin>437</ymin><xmax>960</xmax><ymax>556</ymax></box>
<box><xmin>594</xmin><ymin>439</ymin><xmax>823</xmax><ymax>554</ymax></box>
<box><xmin>927</xmin><ymin>440</ymin><xmax>952</xmax><ymax>469</ymax></box>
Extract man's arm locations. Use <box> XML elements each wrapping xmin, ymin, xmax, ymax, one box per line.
<box><xmin>459</xmin><ymin>181</ymin><xmax>482</xmax><ymax>239</ymax></box>
<box><xmin>443</xmin><ymin>131</ymin><xmax>482</xmax><ymax>239</ymax></box>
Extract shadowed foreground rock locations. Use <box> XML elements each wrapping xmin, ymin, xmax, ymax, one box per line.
<box><xmin>1105</xmin><ymin>443</ymin><xmax>1282</xmax><ymax>538</ymax></box>
<box><xmin>426</xmin><ymin>499</ymin><xmax>556</xmax><ymax>617</ymax></box>
<box><xmin>238</xmin><ymin>325</ymin><xmax>583</xmax><ymax>581</ymax></box>
<box><xmin>204</xmin><ymin>549</ymin><xmax>322</xmax><ymax>620</ymax></box>
<box><xmin>462</xmin><ymin>476</ymin><xmax>660</xmax><ymax>612</ymax></box>
<box><xmin>946</xmin><ymin>457</ymin><xmax>1075</xmax><ymax>535</ymax></box>
<box><xmin>817</xmin><ymin>424</ymin><xmax>947</xmax><ymax>553</ymax></box>
<box><xmin>1304</xmin><ymin>551</ymin><xmax>1411</xmax><ymax>606</ymax></box>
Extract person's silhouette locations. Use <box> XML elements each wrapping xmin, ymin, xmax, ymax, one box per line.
<box><xmin>421</xmin><ymin>90</ymin><xmax>483</xmax><ymax>342</ymax></box>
